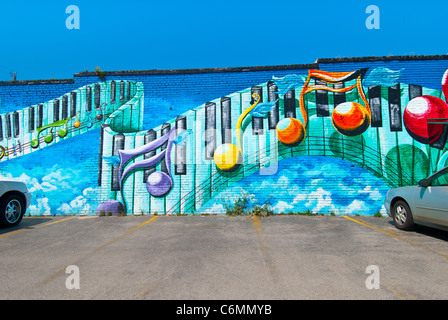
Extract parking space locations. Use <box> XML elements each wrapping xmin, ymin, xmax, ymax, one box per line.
<box><xmin>1</xmin><ymin>214</ymin><xmax>448</xmax><ymax>300</ymax></box>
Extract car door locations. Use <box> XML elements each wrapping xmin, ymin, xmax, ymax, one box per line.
<box><xmin>417</xmin><ymin>169</ymin><xmax>448</xmax><ymax>227</ymax></box>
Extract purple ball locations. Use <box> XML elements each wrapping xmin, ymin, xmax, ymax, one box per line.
<box><xmin>96</xmin><ymin>200</ymin><xmax>126</xmax><ymax>216</ymax></box>
<box><xmin>146</xmin><ymin>171</ymin><xmax>173</xmax><ymax>197</ymax></box>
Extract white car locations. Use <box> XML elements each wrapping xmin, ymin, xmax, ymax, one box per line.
<box><xmin>0</xmin><ymin>178</ymin><xmax>32</xmax><ymax>227</ymax></box>
<box><xmin>385</xmin><ymin>166</ymin><xmax>448</xmax><ymax>231</ymax></box>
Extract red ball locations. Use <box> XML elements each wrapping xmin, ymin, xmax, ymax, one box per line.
<box><xmin>442</xmin><ymin>69</ymin><xmax>448</xmax><ymax>101</ymax></box>
<box><xmin>403</xmin><ymin>95</ymin><xmax>448</xmax><ymax>144</ymax></box>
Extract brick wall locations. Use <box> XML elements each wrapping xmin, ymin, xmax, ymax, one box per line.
<box><xmin>1</xmin><ymin>55</ymin><xmax>447</xmax><ymax>216</ymax></box>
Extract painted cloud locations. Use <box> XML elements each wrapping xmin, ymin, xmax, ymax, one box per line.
<box><xmin>197</xmin><ymin>156</ymin><xmax>389</xmax><ymax>216</ymax></box>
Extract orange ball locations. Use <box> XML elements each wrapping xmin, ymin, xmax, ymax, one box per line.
<box><xmin>276</xmin><ymin>118</ymin><xmax>306</xmax><ymax>146</ymax></box>
<box><xmin>332</xmin><ymin>102</ymin><xmax>370</xmax><ymax>136</ymax></box>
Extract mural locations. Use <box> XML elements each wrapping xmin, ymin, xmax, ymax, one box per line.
<box><xmin>1</xmin><ymin>65</ymin><xmax>448</xmax><ymax>216</ymax></box>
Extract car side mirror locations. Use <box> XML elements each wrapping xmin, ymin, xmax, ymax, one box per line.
<box><xmin>418</xmin><ymin>179</ymin><xmax>429</xmax><ymax>187</ymax></box>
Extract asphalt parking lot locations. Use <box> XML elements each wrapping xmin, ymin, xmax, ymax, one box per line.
<box><xmin>1</xmin><ymin>214</ymin><xmax>448</xmax><ymax>300</ymax></box>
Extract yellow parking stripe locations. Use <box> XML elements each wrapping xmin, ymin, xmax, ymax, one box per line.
<box><xmin>0</xmin><ymin>216</ymin><xmax>76</xmax><ymax>239</ymax></box>
<box><xmin>341</xmin><ymin>215</ymin><xmax>448</xmax><ymax>260</ymax></box>
<box><xmin>40</xmin><ymin>215</ymin><xmax>160</xmax><ymax>285</ymax></box>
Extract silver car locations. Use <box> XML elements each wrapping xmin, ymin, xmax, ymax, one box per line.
<box><xmin>0</xmin><ymin>178</ymin><xmax>32</xmax><ymax>227</ymax></box>
<box><xmin>385</xmin><ymin>166</ymin><xmax>448</xmax><ymax>231</ymax></box>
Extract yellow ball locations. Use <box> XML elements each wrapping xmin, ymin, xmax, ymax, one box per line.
<box><xmin>214</xmin><ymin>143</ymin><xmax>242</xmax><ymax>172</ymax></box>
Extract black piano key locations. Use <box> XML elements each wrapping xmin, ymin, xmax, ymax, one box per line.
<box><xmin>251</xmin><ymin>86</ymin><xmax>264</xmax><ymax>135</ymax></box>
<box><xmin>70</xmin><ymin>91</ymin><xmax>77</xmax><ymax>117</ymax></box>
<box><xmin>62</xmin><ymin>97</ymin><xmax>68</xmax><ymax>119</ymax></box>
<box><xmin>63</xmin><ymin>96</ymin><xmax>69</xmax><ymax>120</ymax></box>
<box><xmin>175</xmin><ymin>115</ymin><xmax>187</xmax><ymax>175</ymax></box>
<box><xmin>53</xmin><ymin>99</ymin><xmax>60</xmax><ymax>122</ymax></box>
<box><xmin>13</xmin><ymin>111</ymin><xmax>19</xmax><ymax>138</ymax></box>
<box><xmin>267</xmin><ymin>81</ymin><xmax>279</xmax><ymax>130</ymax></box>
<box><xmin>120</xmin><ymin>80</ymin><xmax>125</xmax><ymax>102</ymax></box>
<box><xmin>110</xmin><ymin>80</ymin><xmax>116</xmax><ymax>104</ymax></box>
<box><xmin>111</xmin><ymin>133</ymin><xmax>125</xmax><ymax>191</ymax></box>
<box><xmin>5</xmin><ymin>113</ymin><xmax>11</xmax><ymax>140</ymax></box>
<box><xmin>220</xmin><ymin>97</ymin><xmax>232</xmax><ymax>144</ymax></box>
<box><xmin>86</xmin><ymin>86</ymin><xmax>92</xmax><ymax>112</ymax></box>
<box><xmin>62</xmin><ymin>96</ymin><xmax>69</xmax><ymax>119</ymax></box>
<box><xmin>161</xmin><ymin>123</ymin><xmax>171</xmax><ymax>174</ymax></box>
<box><xmin>127</xmin><ymin>81</ymin><xmax>131</xmax><ymax>101</ymax></box>
<box><xmin>94</xmin><ymin>84</ymin><xmax>101</xmax><ymax>109</ymax></box>
<box><xmin>28</xmin><ymin>106</ymin><xmax>35</xmax><ymax>133</ymax></box>
<box><xmin>316</xmin><ymin>80</ymin><xmax>329</xmax><ymax>117</ymax></box>
<box><xmin>37</xmin><ymin>104</ymin><xmax>43</xmax><ymax>128</ymax></box>
<box><xmin>284</xmin><ymin>89</ymin><xmax>296</xmax><ymax>119</ymax></box>
<box><xmin>143</xmin><ymin>129</ymin><xmax>157</xmax><ymax>182</ymax></box>
<box><xmin>408</xmin><ymin>84</ymin><xmax>422</xmax><ymax>100</ymax></box>
<box><xmin>0</xmin><ymin>116</ymin><xmax>3</xmax><ymax>141</ymax></box>
<box><xmin>388</xmin><ymin>84</ymin><xmax>402</xmax><ymax>132</ymax></box>
<box><xmin>98</xmin><ymin>124</ymin><xmax>108</xmax><ymax>187</ymax></box>
<box><xmin>430</xmin><ymin>127</ymin><xmax>448</xmax><ymax>150</ymax></box>
<box><xmin>333</xmin><ymin>82</ymin><xmax>346</xmax><ymax>106</ymax></box>
<box><xmin>368</xmin><ymin>85</ymin><xmax>382</xmax><ymax>127</ymax></box>
<box><xmin>205</xmin><ymin>102</ymin><xmax>216</xmax><ymax>160</ymax></box>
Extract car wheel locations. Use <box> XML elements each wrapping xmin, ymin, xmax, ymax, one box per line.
<box><xmin>392</xmin><ymin>200</ymin><xmax>415</xmax><ymax>230</ymax></box>
<box><xmin>0</xmin><ymin>194</ymin><xmax>25</xmax><ymax>228</ymax></box>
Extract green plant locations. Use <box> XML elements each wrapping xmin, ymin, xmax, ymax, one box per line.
<box><xmin>99</xmin><ymin>210</ymin><xmax>105</xmax><ymax>217</ymax></box>
<box><xmin>295</xmin><ymin>209</ymin><xmax>316</xmax><ymax>216</ymax></box>
<box><xmin>373</xmin><ymin>211</ymin><xmax>383</xmax><ymax>217</ymax></box>
<box><xmin>224</xmin><ymin>191</ymin><xmax>274</xmax><ymax>217</ymax></box>
<box><xmin>224</xmin><ymin>192</ymin><xmax>251</xmax><ymax>216</ymax></box>
<box><xmin>95</xmin><ymin>66</ymin><xmax>106</xmax><ymax>80</ymax></box>
<box><xmin>251</xmin><ymin>204</ymin><xmax>274</xmax><ymax>217</ymax></box>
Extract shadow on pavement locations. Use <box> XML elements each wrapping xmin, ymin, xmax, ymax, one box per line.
<box><xmin>0</xmin><ymin>217</ymin><xmax>53</xmax><ymax>235</ymax></box>
<box><xmin>387</xmin><ymin>219</ymin><xmax>448</xmax><ymax>241</ymax></box>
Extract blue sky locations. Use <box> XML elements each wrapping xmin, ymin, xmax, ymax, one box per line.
<box><xmin>0</xmin><ymin>0</ymin><xmax>447</xmax><ymax>81</ymax></box>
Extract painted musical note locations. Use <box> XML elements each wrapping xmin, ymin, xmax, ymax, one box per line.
<box><xmin>213</xmin><ymin>92</ymin><xmax>261</xmax><ymax>172</ymax></box>
<box><xmin>102</xmin><ymin>127</ymin><xmax>195</xmax><ymax>211</ymax></box>
<box><xmin>173</xmin><ymin>129</ymin><xmax>192</xmax><ymax>146</ymax></box>
<box><xmin>96</xmin><ymin>103</ymin><xmax>107</xmax><ymax>120</ymax></box>
<box><xmin>102</xmin><ymin>127</ymin><xmax>177</xmax><ymax>212</ymax></box>
<box><xmin>73</xmin><ymin>111</ymin><xmax>81</xmax><ymax>128</ymax></box>
<box><xmin>31</xmin><ymin>117</ymin><xmax>70</xmax><ymax>148</ymax></box>
<box><xmin>11</xmin><ymin>140</ymin><xmax>22</xmax><ymax>156</ymax></box>
<box><xmin>85</xmin><ymin>111</ymin><xmax>95</xmax><ymax>128</ymax></box>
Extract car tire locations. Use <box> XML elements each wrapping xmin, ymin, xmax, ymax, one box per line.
<box><xmin>0</xmin><ymin>194</ymin><xmax>25</xmax><ymax>228</ymax></box>
<box><xmin>392</xmin><ymin>200</ymin><xmax>415</xmax><ymax>231</ymax></box>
